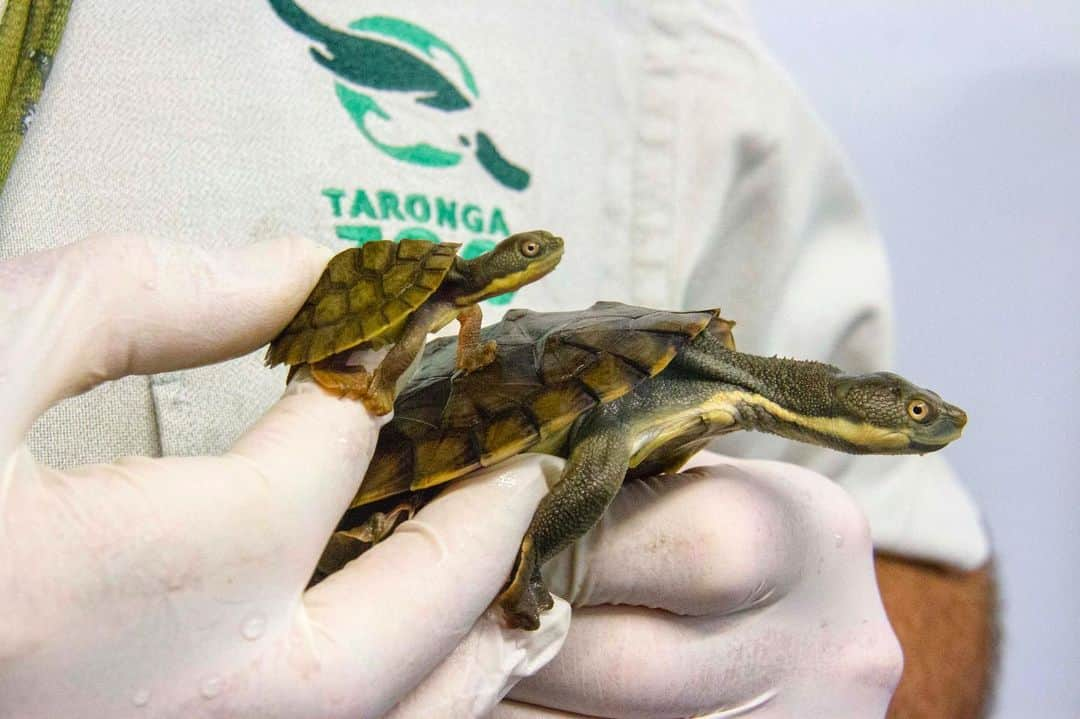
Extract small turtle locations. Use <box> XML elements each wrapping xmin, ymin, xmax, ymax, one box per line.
<box><xmin>319</xmin><ymin>302</ymin><xmax>968</xmax><ymax>629</ymax></box>
<box><xmin>266</xmin><ymin>230</ymin><xmax>563</xmax><ymax>414</ymax></box>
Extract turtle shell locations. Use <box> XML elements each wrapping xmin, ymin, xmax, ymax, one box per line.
<box><xmin>353</xmin><ymin>301</ymin><xmax>730</xmax><ymax>507</ymax></box>
<box><xmin>266</xmin><ymin>239</ymin><xmax>461</xmax><ymax>367</ymax></box>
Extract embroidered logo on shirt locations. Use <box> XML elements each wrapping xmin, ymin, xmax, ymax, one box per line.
<box><xmin>269</xmin><ymin>1</ymin><xmax>531</xmax><ymax>191</ymax></box>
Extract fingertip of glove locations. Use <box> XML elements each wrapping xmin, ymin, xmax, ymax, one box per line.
<box><xmin>231</xmin><ymin>235</ymin><xmax>333</xmax><ymax>285</ymax></box>
<box><xmin>271</xmin><ymin>234</ymin><xmax>334</xmax><ymax>268</ymax></box>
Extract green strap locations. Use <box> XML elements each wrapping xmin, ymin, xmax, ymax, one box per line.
<box><xmin>0</xmin><ymin>0</ymin><xmax>71</xmax><ymax>190</ymax></box>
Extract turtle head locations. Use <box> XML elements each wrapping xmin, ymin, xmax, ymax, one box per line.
<box><xmin>455</xmin><ymin>230</ymin><xmax>564</xmax><ymax>304</ymax></box>
<box><xmin>828</xmin><ymin>372</ymin><xmax>968</xmax><ymax>454</ymax></box>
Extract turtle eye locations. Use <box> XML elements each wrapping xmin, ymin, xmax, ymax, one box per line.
<box><xmin>520</xmin><ymin>240</ymin><xmax>541</xmax><ymax>257</ymax></box>
<box><xmin>907</xmin><ymin>399</ymin><xmax>931</xmax><ymax>422</ymax></box>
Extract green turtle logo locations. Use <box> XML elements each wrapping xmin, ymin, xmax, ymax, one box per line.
<box><xmin>269</xmin><ymin>0</ymin><xmax>531</xmax><ymax>191</ymax></box>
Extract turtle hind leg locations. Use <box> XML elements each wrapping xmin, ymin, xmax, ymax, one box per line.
<box><xmin>455</xmin><ymin>304</ymin><xmax>497</xmax><ymax>373</ymax></box>
<box><xmin>497</xmin><ymin>426</ymin><xmax>630</xmax><ymax>629</ymax></box>
<box><xmin>310</xmin><ymin>357</ymin><xmax>398</xmax><ymax>416</ymax></box>
<box><xmin>310</xmin><ymin>361</ymin><xmax>373</xmax><ymax>400</ymax></box>
<box><xmin>496</xmin><ymin>536</ymin><xmax>555</xmax><ymax>631</ymax></box>
<box><xmin>314</xmin><ymin>499</ymin><xmax>420</xmax><ymax>580</ymax></box>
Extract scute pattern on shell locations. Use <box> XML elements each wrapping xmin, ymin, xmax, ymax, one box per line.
<box><xmin>266</xmin><ymin>240</ymin><xmax>461</xmax><ymax>367</ymax></box>
<box><xmin>352</xmin><ymin>302</ymin><xmax>722</xmax><ymax>507</ymax></box>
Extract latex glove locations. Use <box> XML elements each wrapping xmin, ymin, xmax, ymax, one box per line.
<box><xmin>0</xmin><ymin>235</ymin><xmax>568</xmax><ymax>718</ymax></box>
<box><xmin>495</xmin><ymin>451</ymin><xmax>903</xmax><ymax>719</ymax></box>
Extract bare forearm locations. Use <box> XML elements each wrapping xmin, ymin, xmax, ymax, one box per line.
<box><xmin>875</xmin><ymin>553</ymin><xmax>997</xmax><ymax>719</ymax></box>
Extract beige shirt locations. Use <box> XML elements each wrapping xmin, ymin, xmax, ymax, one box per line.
<box><xmin>0</xmin><ymin>1</ymin><xmax>988</xmax><ymax>569</ymax></box>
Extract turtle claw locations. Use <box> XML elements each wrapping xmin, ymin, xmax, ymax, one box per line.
<box><xmin>496</xmin><ymin>536</ymin><xmax>552</xmax><ymax>630</ymax></box>
<box><xmin>360</xmin><ymin>387</ymin><xmax>395</xmax><ymax>416</ymax></box>
<box><xmin>535</xmin><ymin>578</ymin><xmax>555</xmax><ymax>612</ymax></box>
<box><xmin>454</xmin><ymin>304</ymin><xmax>497</xmax><ymax>374</ymax></box>
<box><xmin>498</xmin><ymin>582</ymin><xmax>542</xmax><ymax>631</ymax></box>
<box><xmin>310</xmin><ymin>363</ymin><xmax>396</xmax><ymax>414</ymax></box>
<box><xmin>457</xmin><ymin>339</ymin><xmax>497</xmax><ymax>374</ymax></box>
<box><xmin>310</xmin><ymin>364</ymin><xmax>372</xmax><ymax>400</ymax></box>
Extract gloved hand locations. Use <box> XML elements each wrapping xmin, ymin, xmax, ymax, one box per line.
<box><xmin>494</xmin><ymin>451</ymin><xmax>904</xmax><ymax>719</ymax></box>
<box><xmin>0</xmin><ymin>235</ymin><xmax>569</xmax><ymax>718</ymax></box>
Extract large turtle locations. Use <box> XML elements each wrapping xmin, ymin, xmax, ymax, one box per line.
<box><xmin>266</xmin><ymin>230</ymin><xmax>563</xmax><ymax>414</ymax></box>
<box><xmin>319</xmin><ymin>302</ymin><xmax>968</xmax><ymax>629</ymax></box>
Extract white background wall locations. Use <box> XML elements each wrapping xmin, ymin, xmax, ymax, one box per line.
<box><xmin>750</xmin><ymin>3</ymin><xmax>1079</xmax><ymax>717</ymax></box>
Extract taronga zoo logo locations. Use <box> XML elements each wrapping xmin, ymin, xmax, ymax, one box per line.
<box><xmin>270</xmin><ymin>1</ymin><xmax>531</xmax><ymax>304</ymax></box>
<box><xmin>269</xmin><ymin>0</ymin><xmax>531</xmax><ymax>192</ymax></box>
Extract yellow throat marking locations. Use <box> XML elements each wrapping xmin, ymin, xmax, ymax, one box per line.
<box><xmin>630</xmin><ymin>389</ymin><xmax>909</xmax><ymax>465</ymax></box>
<box><xmin>455</xmin><ymin>257</ymin><xmax>560</xmax><ymax>306</ymax></box>
<box><xmin>717</xmin><ymin>390</ymin><xmax>910</xmax><ymax>450</ymax></box>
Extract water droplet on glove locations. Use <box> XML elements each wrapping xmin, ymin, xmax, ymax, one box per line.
<box><xmin>200</xmin><ymin>676</ymin><xmax>223</xmax><ymax>699</ymax></box>
<box><xmin>240</xmin><ymin>613</ymin><xmax>266</xmax><ymax>641</ymax></box>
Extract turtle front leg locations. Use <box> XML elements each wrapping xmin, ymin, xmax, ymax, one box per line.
<box><xmin>497</xmin><ymin>426</ymin><xmax>631</xmax><ymax>630</ymax></box>
<box><xmin>455</xmin><ymin>303</ymin><xmax>497</xmax><ymax>373</ymax></box>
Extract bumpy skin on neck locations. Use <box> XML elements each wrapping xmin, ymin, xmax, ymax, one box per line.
<box><xmin>673</xmin><ymin>325</ymin><xmax>844</xmax><ymax>414</ymax></box>
<box><xmin>700</xmin><ymin>348</ymin><xmax>843</xmax><ymax>418</ymax></box>
<box><xmin>665</xmin><ymin>327</ymin><xmax>966</xmax><ymax>455</ymax></box>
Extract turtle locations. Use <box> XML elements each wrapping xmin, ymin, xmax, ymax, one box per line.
<box><xmin>317</xmin><ymin>302</ymin><xmax>968</xmax><ymax>629</ymax></box>
<box><xmin>265</xmin><ymin>230</ymin><xmax>563</xmax><ymax>414</ymax></box>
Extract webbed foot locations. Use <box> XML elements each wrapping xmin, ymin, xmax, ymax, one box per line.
<box><xmin>310</xmin><ymin>362</ymin><xmax>396</xmax><ymax>415</ymax></box>
<box><xmin>496</xmin><ymin>535</ymin><xmax>554</xmax><ymax>630</ymax></box>
<box><xmin>456</xmin><ymin>339</ymin><xmax>497</xmax><ymax>373</ymax></box>
<box><xmin>362</xmin><ymin>372</ymin><xmax>396</xmax><ymax>415</ymax></box>
<box><xmin>310</xmin><ymin>363</ymin><xmax>372</xmax><ymax>401</ymax></box>
<box><xmin>353</xmin><ymin>501</ymin><xmax>418</xmax><ymax>545</ymax></box>
<box><xmin>455</xmin><ymin>304</ymin><xmax>497</xmax><ymax>374</ymax></box>
<box><xmin>315</xmin><ymin>500</ymin><xmax>419</xmax><ymax>578</ymax></box>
